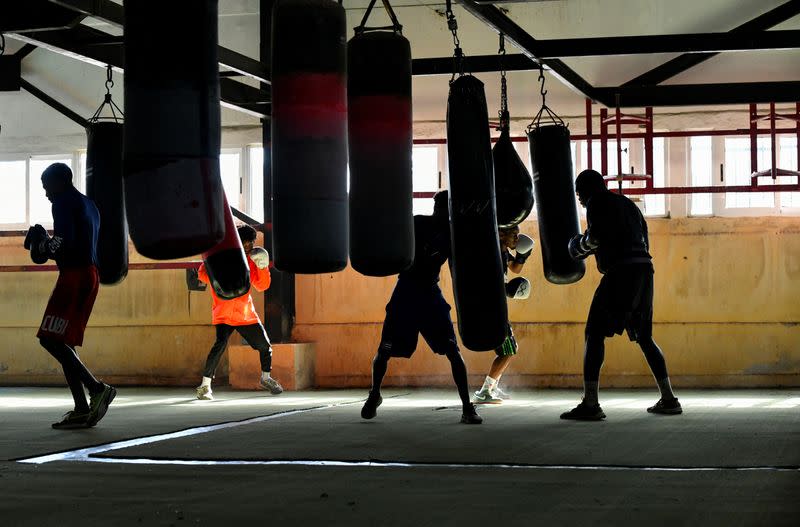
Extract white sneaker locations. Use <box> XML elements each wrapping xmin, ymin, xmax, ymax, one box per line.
<box><xmin>259</xmin><ymin>376</ymin><xmax>283</xmax><ymax>395</ymax></box>
<box><xmin>196</xmin><ymin>385</ymin><xmax>213</xmax><ymax>400</ymax></box>
<box><xmin>492</xmin><ymin>385</ymin><xmax>511</xmax><ymax>400</ymax></box>
<box><xmin>473</xmin><ymin>388</ymin><xmax>503</xmax><ymax>404</ymax></box>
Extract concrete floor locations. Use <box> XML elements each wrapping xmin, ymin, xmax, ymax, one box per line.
<box><xmin>1</xmin><ymin>387</ymin><xmax>798</xmax><ymax>526</ymax></box>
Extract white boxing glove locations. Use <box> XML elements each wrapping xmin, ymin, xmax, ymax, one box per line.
<box><xmin>505</xmin><ymin>276</ymin><xmax>531</xmax><ymax>300</ymax></box>
<box><xmin>513</xmin><ymin>234</ymin><xmax>535</xmax><ymax>264</ymax></box>
<box><xmin>249</xmin><ymin>247</ymin><xmax>270</xmax><ymax>269</ymax></box>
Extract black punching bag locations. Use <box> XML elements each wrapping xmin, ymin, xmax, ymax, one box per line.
<box><xmin>123</xmin><ymin>0</ymin><xmax>224</xmax><ymax>260</ymax></box>
<box><xmin>493</xmin><ymin>127</ymin><xmax>534</xmax><ymax>228</ymax></box>
<box><xmin>271</xmin><ymin>0</ymin><xmax>348</xmax><ymax>273</ymax></box>
<box><xmin>202</xmin><ymin>193</ymin><xmax>250</xmax><ymax>300</ymax></box>
<box><xmin>446</xmin><ymin>75</ymin><xmax>508</xmax><ymax>351</ymax></box>
<box><xmin>528</xmin><ymin>125</ymin><xmax>585</xmax><ymax>284</ymax></box>
<box><xmin>86</xmin><ymin>122</ymin><xmax>128</xmax><ymax>285</ymax></box>
<box><xmin>348</xmin><ymin>31</ymin><xmax>414</xmax><ymax>276</ymax></box>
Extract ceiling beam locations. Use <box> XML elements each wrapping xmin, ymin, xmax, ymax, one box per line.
<box><xmin>2</xmin><ymin>1</ymin><xmax>85</xmax><ymax>33</ymax></box>
<box><xmin>528</xmin><ymin>29</ymin><xmax>800</xmax><ymax>58</ymax></box>
<box><xmin>20</xmin><ymin>78</ymin><xmax>89</xmax><ymax>128</ymax></box>
<box><xmin>47</xmin><ymin>0</ymin><xmax>270</xmax><ymax>84</ymax></box>
<box><xmin>595</xmin><ymin>81</ymin><xmax>800</xmax><ymax>107</ymax></box>
<box><xmin>412</xmin><ymin>53</ymin><xmax>535</xmax><ymax>75</ymax></box>
<box><xmin>457</xmin><ymin>0</ymin><xmax>601</xmax><ymax>102</ymax></box>
<box><xmin>8</xmin><ymin>26</ymin><xmax>270</xmax><ymax>118</ymax></box>
<box><xmin>623</xmin><ymin>0</ymin><xmax>800</xmax><ymax>86</ymax></box>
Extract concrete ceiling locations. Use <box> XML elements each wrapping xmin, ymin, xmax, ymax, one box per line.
<box><xmin>2</xmin><ymin>0</ymin><xmax>799</xmax><ymax>147</ymax></box>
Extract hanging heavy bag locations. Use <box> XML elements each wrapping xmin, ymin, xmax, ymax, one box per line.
<box><xmin>528</xmin><ymin>124</ymin><xmax>585</xmax><ymax>284</ymax></box>
<box><xmin>271</xmin><ymin>0</ymin><xmax>348</xmax><ymax>273</ymax></box>
<box><xmin>446</xmin><ymin>75</ymin><xmax>508</xmax><ymax>351</ymax></box>
<box><xmin>201</xmin><ymin>192</ymin><xmax>250</xmax><ymax>300</ymax></box>
<box><xmin>123</xmin><ymin>0</ymin><xmax>224</xmax><ymax>260</ymax></box>
<box><xmin>348</xmin><ymin>29</ymin><xmax>414</xmax><ymax>277</ymax></box>
<box><xmin>493</xmin><ymin>126</ymin><xmax>534</xmax><ymax>228</ymax></box>
<box><xmin>86</xmin><ymin>122</ymin><xmax>128</xmax><ymax>285</ymax></box>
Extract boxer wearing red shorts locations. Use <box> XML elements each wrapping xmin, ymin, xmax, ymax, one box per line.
<box><xmin>29</xmin><ymin>163</ymin><xmax>116</xmax><ymax>429</ymax></box>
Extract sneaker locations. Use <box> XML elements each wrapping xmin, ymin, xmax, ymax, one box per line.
<box><xmin>361</xmin><ymin>392</ymin><xmax>382</xmax><ymax>419</ymax></box>
<box><xmin>87</xmin><ymin>384</ymin><xmax>116</xmax><ymax>427</ymax></box>
<box><xmin>647</xmin><ymin>397</ymin><xmax>683</xmax><ymax>415</ymax></box>
<box><xmin>196</xmin><ymin>385</ymin><xmax>213</xmax><ymax>401</ymax></box>
<box><xmin>259</xmin><ymin>376</ymin><xmax>283</xmax><ymax>395</ymax></box>
<box><xmin>52</xmin><ymin>410</ymin><xmax>91</xmax><ymax>430</ymax></box>
<box><xmin>473</xmin><ymin>388</ymin><xmax>503</xmax><ymax>404</ymax></box>
<box><xmin>461</xmin><ymin>403</ymin><xmax>483</xmax><ymax>424</ymax></box>
<box><xmin>560</xmin><ymin>401</ymin><xmax>606</xmax><ymax>421</ymax></box>
<box><xmin>492</xmin><ymin>385</ymin><xmax>511</xmax><ymax>400</ymax></box>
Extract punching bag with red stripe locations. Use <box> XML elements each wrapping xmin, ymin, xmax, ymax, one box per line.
<box><xmin>271</xmin><ymin>0</ymin><xmax>348</xmax><ymax>273</ymax></box>
<box><xmin>202</xmin><ymin>192</ymin><xmax>251</xmax><ymax>300</ymax></box>
<box><xmin>348</xmin><ymin>30</ymin><xmax>414</xmax><ymax>276</ymax></box>
<box><xmin>123</xmin><ymin>0</ymin><xmax>224</xmax><ymax>260</ymax></box>
<box><xmin>86</xmin><ymin>122</ymin><xmax>128</xmax><ymax>285</ymax></box>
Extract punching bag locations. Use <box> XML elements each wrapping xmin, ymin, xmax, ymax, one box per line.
<box><xmin>493</xmin><ymin>127</ymin><xmax>534</xmax><ymax>228</ymax></box>
<box><xmin>528</xmin><ymin>124</ymin><xmax>585</xmax><ymax>284</ymax></box>
<box><xmin>123</xmin><ymin>0</ymin><xmax>224</xmax><ymax>260</ymax></box>
<box><xmin>348</xmin><ymin>31</ymin><xmax>414</xmax><ymax>276</ymax></box>
<box><xmin>271</xmin><ymin>0</ymin><xmax>348</xmax><ymax>273</ymax></box>
<box><xmin>202</xmin><ymin>193</ymin><xmax>250</xmax><ymax>300</ymax></box>
<box><xmin>446</xmin><ymin>75</ymin><xmax>508</xmax><ymax>351</ymax></box>
<box><xmin>86</xmin><ymin>122</ymin><xmax>128</xmax><ymax>285</ymax></box>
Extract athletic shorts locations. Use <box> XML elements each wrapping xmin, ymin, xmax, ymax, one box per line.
<box><xmin>378</xmin><ymin>279</ymin><xmax>459</xmax><ymax>358</ymax></box>
<box><xmin>37</xmin><ymin>266</ymin><xmax>99</xmax><ymax>347</ymax></box>
<box><xmin>586</xmin><ymin>263</ymin><xmax>654</xmax><ymax>342</ymax></box>
<box><xmin>495</xmin><ymin>324</ymin><xmax>518</xmax><ymax>357</ymax></box>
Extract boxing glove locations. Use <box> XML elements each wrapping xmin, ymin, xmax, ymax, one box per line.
<box><xmin>568</xmin><ymin>233</ymin><xmax>597</xmax><ymax>261</ymax></box>
<box><xmin>250</xmin><ymin>247</ymin><xmax>270</xmax><ymax>270</ymax></box>
<box><xmin>24</xmin><ymin>224</ymin><xmax>51</xmax><ymax>264</ymax></box>
<box><xmin>505</xmin><ymin>276</ymin><xmax>531</xmax><ymax>300</ymax></box>
<box><xmin>513</xmin><ymin>233</ymin><xmax>535</xmax><ymax>265</ymax></box>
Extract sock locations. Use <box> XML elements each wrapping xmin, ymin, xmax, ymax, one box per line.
<box><xmin>480</xmin><ymin>376</ymin><xmax>498</xmax><ymax>393</ymax></box>
<box><xmin>583</xmin><ymin>381</ymin><xmax>599</xmax><ymax>406</ymax></box>
<box><xmin>201</xmin><ymin>376</ymin><xmax>212</xmax><ymax>388</ymax></box>
<box><xmin>261</xmin><ymin>371</ymin><xmax>271</xmax><ymax>382</ymax></box>
<box><xmin>656</xmin><ymin>377</ymin><xmax>675</xmax><ymax>400</ymax></box>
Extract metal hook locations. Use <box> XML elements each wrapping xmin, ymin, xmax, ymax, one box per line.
<box><xmin>105</xmin><ymin>65</ymin><xmax>114</xmax><ymax>94</ymax></box>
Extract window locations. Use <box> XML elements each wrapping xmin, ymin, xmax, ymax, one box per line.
<box><xmin>724</xmin><ymin>137</ymin><xmax>774</xmax><ymax>209</ymax></box>
<box><xmin>689</xmin><ymin>137</ymin><xmax>713</xmax><ymax>216</ymax></box>
<box><xmin>581</xmin><ymin>140</ymin><xmax>630</xmax><ymax>176</ymax></box>
<box><xmin>643</xmin><ymin>138</ymin><xmax>667</xmax><ymax>217</ymax></box>
<box><xmin>778</xmin><ymin>137</ymin><xmax>800</xmax><ymax>209</ymax></box>
<box><xmin>412</xmin><ymin>146</ymin><xmax>439</xmax><ymax>215</ymax></box>
<box><xmin>219</xmin><ymin>150</ymin><xmax>241</xmax><ymax>209</ymax></box>
<box><xmin>29</xmin><ymin>156</ymin><xmax>72</xmax><ymax>225</ymax></box>
<box><xmin>0</xmin><ymin>160</ymin><xmax>27</xmax><ymax>225</ymax></box>
<box><xmin>248</xmin><ymin>146</ymin><xmax>264</xmax><ymax>222</ymax></box>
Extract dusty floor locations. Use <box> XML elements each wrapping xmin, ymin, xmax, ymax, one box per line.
<box><xmin>1</xmin><ymin>386</ymin><xmax>798</xmax><ymax>526</ymax></box>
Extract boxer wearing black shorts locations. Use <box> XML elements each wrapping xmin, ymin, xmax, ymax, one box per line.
<box><xmin>361</xmin><ymin>191</ymin><xmax>482</xmax><ymax>424</ymax></box>
<box><xmin>562</xmin><ymin>169</ymin><xmax>681</xmax><ymax>420</ymax></box>
<box><xmin>28</xmin><ymin>163</ymin><xmax>116</xmax><ymax>429</ymax></box>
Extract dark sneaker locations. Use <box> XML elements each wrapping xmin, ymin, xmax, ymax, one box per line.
<box><xmin>647</xmin><ymin>397</ymin><xmax>683</xmax><ymax>415</ymax></box>
<box><xmin>52</xmin><ymin>410</ymin><xmax>91</xmax><ymax>430</ymax></box>
<box><xmin>461</xmin><ymin>403</ymin><xmax>483</xmax><ymax>424</ymax></box>
<box><xmin>361</xmin><ymin>392</ymin><xmax>382</xmax><ymax>419</ymax></box>
<box><xmin>87</xmin><ymin>384</ymin><xmax>116</xmax><ymax>427</ymax></box>
<box><xmin>560</xmin><ymin>401</ymin><xmax>606</xmax><ymax>421</ymax></box>
<box><xmin>259</xmin><ymin>376</ymin><xmax>284</xmax><ymax>395</ymax></box>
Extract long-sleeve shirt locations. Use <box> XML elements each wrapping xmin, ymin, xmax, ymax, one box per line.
<box><xmin>198</xmin><ymin>256</ymin><xmax>271</xmax><ymax>326</ymax></box>
<box><xmin>51</xmin><ymin>186</ymin><xmax>100</xmax><ymax>269</ymax></box>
